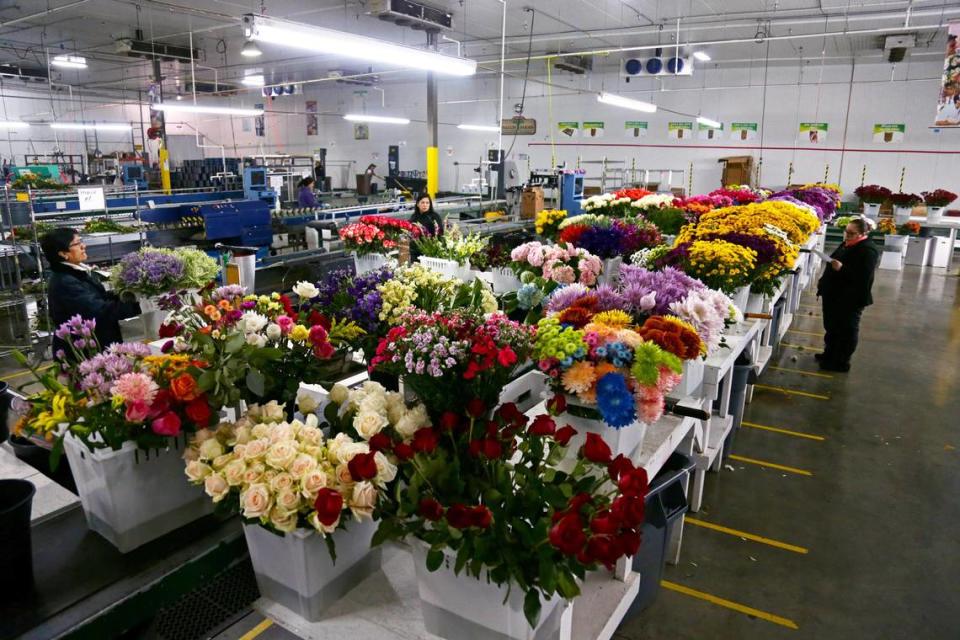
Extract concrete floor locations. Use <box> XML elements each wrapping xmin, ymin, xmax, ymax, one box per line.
<box><xmin>616</xmin><ymin>264</ymin><xmax>960</xmax><ymax>640</ymax></box>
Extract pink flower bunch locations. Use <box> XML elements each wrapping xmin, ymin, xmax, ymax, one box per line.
<box><xmin>339</xmin><ymin>222</ymin><xmax>386</xmax><ymax>247</ymax></box>
<box><xmin>510</xmin><ymin>241</ymin><xmax>603</xmax><ymax>286</ymax></box>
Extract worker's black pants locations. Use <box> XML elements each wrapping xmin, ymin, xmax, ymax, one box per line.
<box><xmin>821</xmin><ymin>297</ymin><xmax>864</xmax><ymax>367</ymax></box>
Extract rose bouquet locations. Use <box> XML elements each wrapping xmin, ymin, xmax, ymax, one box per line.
<box><xmin>339</xmin><ymin>215</ymin><xmax>422</xmax><ymax>255</ymax></box>
<box><xmin>613</xmin><ymin>187</ymin><xmax>652</xmax><ymax>201</ymax></box>
<box><xmin>854</xmin><ymin>184</ymin><xmax>892</xmax><ymax>205</ymax></box>
<box><xmin>922</xmin><ymin>189</ymin><xmax>957</xmax><ymax>208</ymax></box>
<box><xmin>899</xmin><ymin>221</ymin><xmax>922</xmax><ymax>235</ymax></box>
<box><xmin>535</xmin><ymin>208</ymin><xmax>568</xmax><ymax>240</ymax></box>
<box><xmin>371</xmin><ymin>399</ymin><xmax>649</xmax><ymax>628</ymax></box>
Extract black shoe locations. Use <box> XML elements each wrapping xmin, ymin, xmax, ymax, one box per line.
<box><xmin>819</xmin><ymin>361</ymin><xmax>850</xmax><ymax>372</ymax></box>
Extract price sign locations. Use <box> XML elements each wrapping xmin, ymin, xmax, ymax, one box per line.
<box><xmin>77</xmin><ymin>187</ymin><xmax>106</xmax><ymax>212</ymax></box>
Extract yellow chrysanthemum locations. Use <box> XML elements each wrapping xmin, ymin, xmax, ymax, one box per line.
<box><xmin>591</xmin><ymin>310</ymin><xmax>633</xmax><ymax>329</ymax></box>
<box><xmin>562</xmin><ymin>361</ymin><xmax>597</xmax><ymax>395</ymax></box>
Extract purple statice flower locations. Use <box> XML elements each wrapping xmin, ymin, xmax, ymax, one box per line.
<box><xmin>544</xmin><ymin>284</ymin><xmax>591</xmax><ymax>314</ymax></box>
<box><xmin>619</xmin><ymin>265</ymin><xmax>705</xmax><ymax>316</ymax></box>
<box><xmin>115</xmin><ymin>249</ymin><xmax>185</xmax><ymax>294</ymax></box>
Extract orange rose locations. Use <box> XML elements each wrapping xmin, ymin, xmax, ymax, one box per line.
<box><xmin>170</xmin><ymin>373</ymin><xmax>200</xmax><ymax>401</ymax></box>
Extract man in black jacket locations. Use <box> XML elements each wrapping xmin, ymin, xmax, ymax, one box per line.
<box><xmin>815</xmin><ymin>217</ymin><xmax>880</xmax><ymax>372</ymax></box>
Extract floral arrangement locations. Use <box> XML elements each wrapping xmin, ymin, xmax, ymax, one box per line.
<box><xmin>581</xmin><ymin>193</ymin><xmax>633</xmax><ymax>216</ymax></box>
<box><xmin>535</xmin><ymin>208</ymin><xmax>567</xmax><ymax>240</ymax></box>
<box><xmin>509</xmin><ymin>241</ymin><xmax>603</xmax><ymax>287</ymax></box>
<box><xmin>889</xmin><ymin>192</ymin><xmax>922</xmax><ymax>208</ymax></box>
<box><xmin>110</xmin><ymin>248</ymin><xmax>218</xmax><ymax>297</ymax></box>
<box><xmin>376</xmin><ymin>263</ymin><xmax>497</xmax><ymax>326</ymax></box>
<box><xmin>690</xmin><ymin>201</ymin><xmax>820</xmax><ymax>245</ymax></box>
<box><xmin>617</xmin><ymin>265</ymin><xmax>705</xmax><ymax>317</ymax></box>
<box><xmin>183</xmin><ymin>408</ymin><xmax>394</xmax><ymax>539</ymax></box>
<box><xmin>771</xmin><ymin>185</ymin><xmax>840</xmax><ymax>223</ymax></box>
<box><xmin>13</xmin><ymin>316</ymin><xmax>217</xmax><ymax>457</ymax></box>
<box><xmin>922</xmin><ymin>189</ymin><xmax>957</xmax><ymax>208</ymax></box>
<box><xmin>630</xmin><ymin>245</ymin><xmax>672</xmax><ymax>268</ymax></box>
<box><xmin>371</xmin><ymin>399</ymin><xmax>649</xmax><ymax>628</ymax></box>
<box><xmin>876</xmin><ymin>219</ymin><xmax>898</xmax><ymax>235</ymax></box>
<box><xmin>414</xmin><ymin>225</ymin><xmax>489</xmax><ymax>266</ymax></box>
<box><xmin>532</xmin><ymin>313</ymin><xmax>683</xmax><ymax>426</ymax></box>
<box><xmin>339</xmin><ymin>215</ymin><xmax>422</xmax><ymax>255</ymax></box>
<box><xmin>673</xmin><ymin>194</ymin><xmax>734</xmax><ymax>218</ymax></box>
<box><xmin>853</xmin><ymin>184</ymin><xmax>892</xmax><ymax>205</ymax></box>
<box><xmin>667</xmin><ymin>287</ymin><xmax>740</xmax><ymax>354</ymax></box>
<box><xmin>613</xmin><ymin>187</ymin><xmax>652</xmax><ymax>201</ymax></box>
<box><xmin>471</xmin><ymin>235</ymin><xmax>517</xmax><ymax>271</ymax></box>
<box><xmin>557</xmin><ymin>217</ymin><xmax>661</xmax><ymax>259</ymax></box>
<box><xmin>630</xmin><ymin>193</ymin><xmax>676</xmax><ymax>212</ymax></box>
<box><xmin>370</xmin><ymin>310</ymin><xmax>534</xmax><ymax>414</ymax></box>
<box><xmin>637</xmin><ymin>316</ymin><xmax>704</xmax><ymax>360</ymax></box>
<box><xmin>641</xmin><ymin>206</ymin><xmax>689</xmax><ymax>236</ymax></box>
<box><xmin>899</xmin><ymin>221</ymin><xmax>922</xmax><ymax>235</ymax></box>
<box><xmin>655</xmin><ymin>240</ymin><xmax>756</xmax><ymax>293</ymax></box>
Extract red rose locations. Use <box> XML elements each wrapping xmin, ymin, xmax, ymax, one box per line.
<box><xmin>466</xmin><ymin>398</ymin><xmax>487</xmax><ymax>418</ymax></box>
<box><xmin>418</xmin><ymin>498</ymin><xmax>444</xmax><ymax>521</ymax></box>
<box><xmin>368</xmin><ymin>433</ymin><xmax>393</xmax><ymax>452</ymax></box>
<box><xmin>618</xmin><ymin>468</ymin><xmax>649</xmax><ymax>497</ymax></box>
<box><xmin>590</xmin><ymin>510</ymin><xmax>620</xmax><ymax>535</ymax></box>
<box><xmin>308</xmin><ymin>311</ymin><xmax>331</xmax><ymax>331</ymax></box>
<box><xmin>485</xmin><ymin>420</ymin><xmax>499</xmax><ymax>438</ymax></box>
<box><xmin>586</xmin><ymin>535</ymin><xmax>622</xmax><ymax>569</ymax></box>
<box><xmin>568</xmin><ymin>492</ymin><xmax>594</xmax><ymax>513</ymax></box>
<box><xmin>497</xmin><ymin>403</ymin><xmax>523</xmax><ymax>424</ymax></box>
<box><xmin>546</xmin><ymin>393</ymin><xmax>567</xmax><ymax>416</ymax></box>
<box><xmin>394</xmin><ymin>443</ymin><xmax>414</xmax><ymax>461</ymax></box>
<box><xmin>608</xmin><ymin>454</ymin><xmax>635</xmax><ymax>483</ymax></box>
<box><xmin>554</xmin><ymin>425</ymin><xmax>578</xmax><ymax>446</ymax></box>
<box><xmin>528</xmin><ymin>415</ymin><xmax>556</xmax><ymax>437</ymax></box>
<box><xmin>446</xmin><ymin>503</ymin><xmax>474</xmax><ymax>529</ymax></box>
<box><xmin>497</xmin><ymin>346</ymin><xmax>517</xmax><ymax>367</ymax></box>
<box><xmin>471</xmin><ymin>505</ymin><xmax>493</xmax><ymax>529</ymax></box>
<box><xmin>313</xmin><ymin>488</ymin><xmax>344</xmax><ymax>526</ymax></box>
<box><xmin>582</xmin><ymin>433</ymin><xmax>613</xmax><ymax>464</ymax></box>
<box><xmin>313</xmin><ymin>342</ymin><xmax>336</xmax><ymax>359</ymax></box>
<box><xmin>184</xmin><ymin>396</ymin><xmax>212</xmax><ymax>426</ymax></box>
<box><xmin>151</xmin><ymin>411</ymin><xmax>181</xmax><ymax>437</ymax></box>
<box><xmin>347</xmin><ymin>452</ymin><xmax>379</xmax><ymax>481</ymax></box>
<box><xmin>468</xmin><ymin>440</ymin><xmax>483</xmax><ymax>457</ymax></box>
<box><xmin>482</xmin><ymin>439</ymin><xmax>503</xmax><ymax>459</ymax></box>
<box><xmin>148</xmin><ymin>389</ymin><xmax>173</xmax><ymax>419</ymax></box>
<box><xmin>611</xmin><ymin>494</ymin><xmax>646</xmax><ymax>528</ymax></box>
<box><xmin>279</xmin><ymin>294</ymin><xmax>294</xmax><ymax>317</ymax></box>
<box><xmin>411</xmin><ymin>428</ymin><xmax>439</xmax><ymax>454</ymax></box>
<box><xmin>618</xmin><ymin>529</ymin><xmax>641</xmax><ymax>557</ymax></box>
<box><xmin>309</xmin><ymin>324</ymin><xmax>329</xmax><ymax>346</ymax></box>
<box><xmin>158</xmin><ymin>322</ymin><xmax>180</xmax><ymax>338</ymax></box>
<box><xmin>548</xmin><ymin>514</ymin><xmax>587</xmax><ymax>556</ymax></box>
<box><xmin>439</xmin><ymin>412</ymin><xmax>460</xmax><ymax>431</ymax></box>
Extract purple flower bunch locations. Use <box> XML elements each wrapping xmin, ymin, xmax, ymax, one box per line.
<box><xmin>545</xmin><ymin>283</ymin><xmax>627</xmax><ymax>314</ymax></box>
<box><xmin>311</xmin><ymin>267</ymin><xmax>392</xmax><ymax>332</ymax></box>
<box><xmin>112</xmin><ymin>249</ymin><xmax>186</xmax><ymax>296</ymax></box>
<box><xmin>618</xmin><ymin>265</ymin><xmax>705</xmax><ymax>317</ymax></box>
<box><xmin>617</xmin><ymin>219</ymin><xmax>663</xmax><ymax>254</ymax></box>
<box><xmin>75</xmin><ymin>342</ymin><xmax>151</xmax><ymax>402</ymax></box>
<box><xmin>770</xmin><ymin>189</ymin><xmax>837</xmax><ymax>222</ymax></box>
<box><xmin>703</xmin><ymin>232</ymin><xmax>780</xmax><ymax>266</ymax></box>
<box><xmin>574</xmin><ymin>225</ymin><xmax>630</xmax><ymax>259</ymax></box>
<box><xmin>209</xmin><ymin>284</ymin><xmax>247</xmax><ymax>302</ymax></box>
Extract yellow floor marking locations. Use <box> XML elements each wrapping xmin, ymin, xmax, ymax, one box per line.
<box><xmin>742</xmin><ymin>421</ymin><xmax>827</xmax><ymax>441</ymax></box>
<box><xmin>239</xmin><ymin>618</ymin><xmax>274</xmax><ymax>640</ymax></box>
<box><xmin>728</xmin><ymin>454</ymin><xmax>814</xmax><ymax>476</ymax></box>
<box><xmin>785</xmin><ymin>328</ymin><xmax>824</xmax><ymax>337</ymax></box>
<box><xmin>769</xmin><ymin>366</ymin><xmax>834</xmax><ymax>379</ymax></box>
<box><xmin>0</xmin><ymin>365</ymin><xmax>52</xmax><ymax>382</ymax></box>
<box><xmin>753</xmin><ymin>384</ymin><xmax>830</xmax><ymax>400</ymax></box>
<box><xmin>685</xmin><ymin>517</ymin><xmax>809</xmax><ymax>554</ymax></box>
<box><xmin>778</xmin><ymin>342</ymin><xmax>824</xmax><ymax>354</ymax></box>
<box><xmin>661</xmin><ymin>580</ymin><xmax>800</xmax><ymax>630</ymax></box>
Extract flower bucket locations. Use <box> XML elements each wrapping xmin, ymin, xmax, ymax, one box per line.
<box><xmin>243</xmin><ymin>518</ymin><xmax>380</xmax><ymax>622</ymax></box>
<box><xmin>138</xmin><ymin>296</ymin><xmax>168</xmax><ymax>340</ymax></box>
<box><xmin>558</xmin><ymin>401</ymin><xmax>647</xmax><ymax>461</ymax></box>
<box><xmin>63</xmin><ymin>434</ymin><xmax>212</xmax><ymax>552</ymax></box>
<box><xmin>884</xmin><ymin>234</ymin><xmax>908</xmax><ymax>252</ymax></box>
<box><xmin>599</xmin><ymin>256</ymin><xmax>623</xmax><ymax>286</ymax></box>
<box><xmin>862</xmin><ymin>202</ymin><xmax>881</xmax><ymax>220</ymax></box>
<box><xmin>926</xmin><ymin>206</ymin><xmax>943</xmax><ymax>223</ymax></box>
<box><xmin>667</xmin><ymin>358</ymin><xmax>705</xmax><ymax>401</ymax></box>
<box><xmin>661</xmin><ymin>234</ymin><xmax>677</xmax><ymax>247</ymax></box>
<box><xmin>418</xmin><ymin>256</ymin><xmax>472</xmax><ymax>282</ymax></box>
<box><xmin>893</xmin><ymin>207</ymin><xmax>913</xmax><ymax>225</ymax></box>
<box><xmin>490</xmin><ymin>267</ymin><xmax>522</xmax><ymax>295</ymax></box>
<box><xmin>745</xmin><ymin>291</ymin><xmax>768</xmax><ymax>315</ymax></box>
<box><xmin>905</xmin><ymin>236</ymin><xmax>932</xmax><ymax>266</ymax></box>
<box><xmin>353</xmin><ymin>252</ymin><xmax>388</xmax><ymax>275</ymax></box>
<box><xmin>730</xmin><ymin>286</ymin><xmax>750</xmax><ymax>313</ymax></box>
<box><xmin>412</xmin><ymin>543</ymin><xmax>571</xmax><ymax>640</ymax></box>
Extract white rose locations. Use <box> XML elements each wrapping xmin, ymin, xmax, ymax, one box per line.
<box><xmin>269</xmin><ymin>506</ymin><xmax>298</xmax><ymax>533</ymax></box>
<box><xmin>243</xmin><ymin>438</ymin><xmax>269</xmax><ymax>460</ymax></box>
<box><xmin>300</xmin><ymin>469</ymin><xmax>329</xmax><ymax>499</ymax></box>
<box><xmin>204</xmin><ymin>473</ymin><xmax>230</xmax><ymax>502</ymax></box>
<box><xmin>374</xmin><ymin>451</ymin><xmax>397</xmax><ymax>485</ymax></box>
<box><xmin>266</xmin><ymin>323</ymin><xmax>282</xmax><ymax>341</ymax></box>
<box><xmin>289</xmin><ymin>453</ymin><xmax>317</xmax><ymax>477</ymax></box>
<box><xmin>232</xmin><ymin>444</ymin><xmax>247</xmax><ymax>459</ymax></box>
<box><xmin>262</xmin><ymin>401</ymin><xmax>285</xmax><ymax>423</ymax></box>
<box><xmin>246</xmin><ymin>404</ymin><xmax>263</xmax><ymax>420</ymax></box>
<box><xmin>198</xmin><ymin>438</ymin><xmax>224</xmax><ymax>461</ymax></box>
<box><xmin>268</xmin><ymin>423</ymin><xmax>295</xmax><ymax>444</ymax></box>
<box><xmin>349</xmin><ymin>481</ymin><xmax>377</xmax><ymax>520</ymax></box>
<box><xmin>297</xmin><ymin>392</ymin><xmax>319</xmax><ymax>415</ymax></box>
<box><xmin>307</xmin><ymin>510</ymin><xmax>339</xmax><ymax>534</ymax></box>
<box><xmin>358</xmin><ymin>392</ymin><xmax>386</xmax><ymax>415</ymax></box>
<box><xmin>354</xmin><ymin>411</ymin><xmax>388</xmax><ymax>440</ymax></box>
<box><xmin>185</xmin><ymin>460</ymin><xmax>212</xmax><ymax>483</ymax></box>
<box><xmin>223</xmin><ymin>459</ymin><xmax>247</xmax><ymax>486</ymax></box>
<box><xmin>231</xmin><ymin>426</ymin><xmax>252</xmax><ymax>446</ymax></box>
<box><xmin>394</xmin><ymin>412</ymin><xmax>421</xmax><ymax>439</ymax></box>
<box><xmin>265</xmin><ymin>441</ymin><xmax>298</xmax><ymax>470</ymax></box>
<box><xmin>329</xmin><ymin>383</ymin><xmax>349</xmax><ymax>406</ymax></box>
<box><xmin>243</xmin><ymin>463</ymin><xmax>266</xmax><ymax>485</ymax></box>
<box><xmin>192</xmin><ymin>428</ymin><xmax>214</xmax><ymax>444</ymax></box>
<box><xmin>251</xmin><ymin>423</ymin><xmax>271</xmax><ymax>439</ymax></box>
<box><xmin>335</xmin><ymin>462</ymin><xmax>354</xmax><ymax>487</ymax></box>
<box><xmin>304</xmin><ymin>414</ymin><xmax>319</xmax><ymax>430</ymax></box>
<box><xmin>182</xmin><ymin>447</ymin><xmax>199</xmax><ymax>463</ymax></box>
<box><xmin>385</xmin><ymin>392</ymin><xmax>406</xmax><ymax>424</ymax></box>
<box><xmin>299</xmin><ymin>425</ymin><xmax>324</xmax><ymax>447</ymax></box>
<box><xmin>211</xmin><ymin>453</ymin><xmax>232</xmax><ymax>471</ymax></box>
<box><xmin>269</xmin><ymin>471</ymin><xmax>296</xmax><ymax>493</ymax></box>
<box><xmin>338</xmin><ymin>442</ymin><xmax>370</xmax><ymax>465</ymax></box>
<box><xmin>293</xmin><ymin>281</ymin><xmax>320</xmax><ymax>300</ymax></box>
<box><xmin>241</xmin><ymin>483</ymin><xmax>272</xmax><ymax>519</ymax></box>
<box><xmin>275</xmin><ymin>489</ymin><xmax>301</xmax><ymax>514</ymax></box>
<box><xmin>326</xmin><ymin>432</ymin><xmax>353</xmax><ymax>464</ymax></box>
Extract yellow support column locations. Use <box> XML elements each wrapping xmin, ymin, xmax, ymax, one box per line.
<box><xmin>159</xmin><ymin>147</ymin><xmax>172</xmax><ymax>195</ymax></box>
<box><xmin>426</xmin><ymin>146</ymin><xmax>439</xmax><ymax>198</ymax></box>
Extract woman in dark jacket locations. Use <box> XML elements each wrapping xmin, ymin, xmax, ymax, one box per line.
<box><xmin>409</xmin><ymin>194</ymin><xmax>444</xmax><ymax>238</ymax></box>
<box><xmin>297</xmin><ymin>177</ymin><xmax>320</xmax><ymax>208</ymax></box>
<box><xmin>41</xmin><ymin>228</ymin><xmax>141</xmax><ymax>360</ymax></box>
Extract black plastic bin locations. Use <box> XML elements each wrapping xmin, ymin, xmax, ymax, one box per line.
<box><xmin>0</xmin><ymin>478</ymin><xmax>36</xmax><ymax>591</ymax></box>
<box><xmin>769</xmin><ymin>298</ymin><xmax>787</xmax><ymax>348</ymax></box>
<box><xmin>722</xmin><ymin>353</ymin><xmax>756</xmax><ymax>458</ymax></box>
<box><xmin>625</xmin><ymin>452</ymin><xmax>696</xmax><ymax>618</ymax></box>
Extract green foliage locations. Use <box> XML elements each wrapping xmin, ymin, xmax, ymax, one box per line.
<box><xmin>642</xmin><ymin>206</ymin><xmax>688</xmax><ymax>236</ymax></box>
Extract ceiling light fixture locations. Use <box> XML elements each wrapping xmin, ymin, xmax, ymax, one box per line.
<box><xmin>343</xmin><ymin>114</ymin><xmax>410</xmax><ymax>125</ymax></box>
<box><xmin>597</xmin><ymin>92</ymin><xmax>657</xmax><ymax>113</ymax></box>
<box><xmin>241</xmin><ymin>74</ymin><xmax>265</xmax><ymax>87</ymax></box>
<box><xmin>240</xmin><ymin>40</ymin><xmax>263</xmax><ymax>58</ymax></box>
<box><xmin>153</xmin><ymin>104</ymin><xmax>264</xmax><ymax>116</ymax></box>
<box><xmin>50</xmin><ymin>122</ymin><xmax>130</xmax><ymax>131</ymax></box>
<box><xmin>696</xmin><ymin>116</ymin><xmax>721</xmax><ymax>128</ymax></box>
<box><xmin>457</xmin><ymin>124</ymin><xmax>500</xmax><ymax>132</ymax></box>
<box><xmin>51</xmin><ymin>54</ymin><xmax>87</xmax><ymax>69</ymax></box>
<box><xmin>692</xmin><ymin>51</ymin><xmax>711</xmax><ymax>62</ymax></box>
<box><xmin>243</xmin><ymin>14</ymin><xmax>476</xmax><ymax>77</ymax></box>
<box><xmin>0</xmin><ymin>121</ymin><xmax>30</xmax><ymax>129</ymax></box>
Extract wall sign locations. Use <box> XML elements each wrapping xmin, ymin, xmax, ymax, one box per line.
<box><xmin>668</xmin><ymin>122</ymin><xmax>693</xmax><ymax>140</ymax></box>
<box><xmin>558</xmin><ymin>122</ymin><xmax>579</xmax><ymax>138</ymax></box>
<box><xmin>77</xmin><ymin>187</ymin><xmax>106</xmax><ymax>212</ymax></box>
<box><xmin>582</xmin><ymin>121</ymin><xmax>605</xmax><ymax>138</ymax></box>
<box><xmin>934</xmin><ymin>21</ymin><xmax>960</xmax><ymax>127</ymax></box>
<box><xmin>625</xmin><ymin>121</ymin><xmax>648</xmax><ymax>138</ymax></box>
<box><xmin>501</xmin><ymin>117</ymin><xmax>537</xmax><ymax>135</ymax></box>
<box><xmin>799</xmin><ymin>122</ymin><xmax>828</xmax><ymax>143</ymax></box>
<box><xmin>698</xmin><ymin>121</ymin><xmax>723</xmax><ymax>140</ymax></box>
<box><xmin>730</xmin><ymin>122</ymin><xmax>758</xmax><ymax>141</ymax></box>
<box><xmin>873</xmin><ymin>123</ymin><xmax>905</xmax><ymax>143</ymax></box>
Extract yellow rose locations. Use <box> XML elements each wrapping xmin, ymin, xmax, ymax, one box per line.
<box><xmin>241</xmin><ymin>483</ymin><xmax>272</xmax><ymax>519</ymax></box>
<box><xmin>185</xmin><ymin>460</ymin><xmax>212</xmax><ymax>483</ymax></box>
<box><xmin>224</xmin><ymin>459</ymin><xmax>247</xmax><ymax>486</ymax></box>
<box><xmin>204</xmin><ymin>473</ymin><xmax>230</xmax><ymax>502</ymax></box>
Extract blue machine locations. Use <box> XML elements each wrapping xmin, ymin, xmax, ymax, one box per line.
<box><xmin>243</xmin><ymin>167</ymin><xmax>277</xmax><ymax>202</ymax></box>
<box><xmin>559</xmin><ymin>170</ymin><xmax>585</xmax><ymax>216</ymax></box>
<box><xmin>141</xmin><ymin>200</ymin><xmax>272</xmax><ymax>247</ymax></box>
<box><xmin>121</xmin><ymin>163</ymin><xmax>148</xmax><ymax>190</ymax></box>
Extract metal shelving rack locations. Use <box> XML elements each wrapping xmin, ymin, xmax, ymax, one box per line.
<box><xmin>577</xmin><ymin>157</ymin><xmax>626</xmax><ymax>193</ymax></box>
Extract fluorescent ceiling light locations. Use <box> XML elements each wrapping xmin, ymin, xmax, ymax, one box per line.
<box><xmin>244</xmin><ymin>14</ymin><xmax>476</xmax><ymax>77</ymax></box>
<box><xmin>458</xmin><ymin>124</ymin><xmax>500</xmax><ymax>132</ymax></box>
<box><xmin>154</xmin><ymin>104</ymin><xmax>264</xmax><ymax>116</ymax></box>
<box><xmin>692</xmin><ymin>51</ymin><xmax>711</xmax><ymax>62</ymax></box>
<box><xmin>0</xmin><ymin>121</ymin><xmax>30</xmax><ymax>129</ymax></box>
<box><xmin>697</xmin><ymin>116</ymin><xmax>721</xmax><ymax>128</ymax></box>
<box><xmin>597</xmin><ymin>92</ymin><xmax>657</xmax><ymax>113</ymax></box>
<box><xmin>241</xmin><ymin>74</ymin><xmax>265</xmax><ymax>87</ymax></box>
<box><xmin>344</xmin><ymin>114</ymin><xmax>410</xmax><ymax>125</ymax></box>
<box><xmin>50</xmin><ymin>123</ymin><xmax>130</xmax><ymax>131</ymax></box>
<box><xmin>51</xmin><ymin>54</ymin><xmax>87</xmax><ymax>69</ymax></box>
<box><xmin>241</xmin><ymin>40</ymin><xmax>263</xmax><ymax>57</ymax></box>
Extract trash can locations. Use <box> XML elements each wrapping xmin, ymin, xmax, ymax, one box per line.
<box><xmin>0</xmin><ymin>479</ymin><xmax>36</xmax><ymax>590</ymax></box>
<box><xmin>625</xmin><ymin>452</ymin><xmax>695</xmax><ymax>618</ymax></box>
<box><xmin>723</xmin><ymin>353</ymin><xmax>756</xmax><ymax>459</ymax></box>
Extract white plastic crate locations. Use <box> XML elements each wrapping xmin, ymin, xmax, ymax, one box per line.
<box><xmin>353</xmin><ymin>252</ymin><xmax>389</xmax><ymax>275</ymax></box>
<box><xmin>412</xmin><ymin>543</ymin><xmax>571</xmax><ymax>640</ymax></box>
<box><xmin>244</xmin><ymin>518</ymin><xmax>380</xmax><ymax>622</ymax></box>
<box><xmin>138</xmin><ymin>295</ymin><xmax>169</xmax><ymax>340</ymax></box>
<box><xmin>499</xmin><ymin>369</ymin><xmax>548</xmax><ymax>412</ymax></box>
<box><xmin>927</xmin><ymin>236</ymin><xmax>951</xmax><ymax>268</ymax></box>
<box><xmin>490</xmin><ymin>267</ymin><xmax>522</xmax><ymax>294</ymax></box>
<box><xmin>905</xmin><ymin>236</ymin><xmax>931</xmax><ymax>266</ymax></box>
<box><xmin>667</xmin><ymin>358</ymin><xmax>705</xmax><ymax>401</ymax></box>
<box><xmin>556</xmin><ymin>400</ymin><xmax>647</xmax><ymax>463</ymax></box>
<box><xmin>745</xmin><ymin>292</ymin><xmax>769</xmax><ymax>315</ymax></box>
<box><xmin>730</xmin><ymin>286</ymin><xmax>750</xmax><ymax>314</ymax></box>
<box><xmin>63</xmin><ymin>434</ymin><xmax>212</xmax><ymax>552</ymax></box>
<box><xmin>418</xmin><ymin>256</ymin><xmax>473</xmax><ymax>282</ymax></box>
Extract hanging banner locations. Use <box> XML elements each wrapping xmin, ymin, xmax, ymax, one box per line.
<box><xmin>558</xmin><ymin>121</ymin><xmax>579</xmax><ymax>138</ymax></box>
<box><xmin>698</xmin><ymin>122</ymin><xmax>724</xmax><ymax>140</ymax></box>
<box><xmin>255</xmin><ymin>103</ymin><xmax>265</xmax><ymax>137</ymax></box>
<box><xmin>872</xmin><ymin>123</ymin><xmax>905</xmax><ymax>143</ymax></box>
<box><xmin>625</xmin><ymin>121</ymin><xmax>648</xmax><ymax>138</ymax></box>
<box><xmin>668</xmin><ymin>122</ymin><xmax>693</xmax><ymax>140</ymax></box>
<box><xmin>934</xmin><ymin>22</ymin><xmax>960</xmax><ymax>127</ymax></box>
<box><xmin>799</xmin><ymin>122</ymin><xmax>828</xmax><ymax>143</ymax></box>
<box><xmin>730</xmin><ymin>122</ymin><xmax>758</xmax><ymax>141</ymax></box>
<box><xmin>501</xmin><ymin>117</ymin><xmax>537</xmax><ymax>135</ymax></box>
<box><xmin>582</xmin><ymin>121</ymin><xmax>605</xmax><ymax>138</ymax></box>
<box><xmin>306</xmin><ymin>100</ymin><xmax>318</xmax><ymax>136</ymax></box>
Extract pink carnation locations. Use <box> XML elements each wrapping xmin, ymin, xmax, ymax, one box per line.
<box><xmin>277</xmin><ymin>316</ymin><xmax>294</xmax><ymax>334</ymax></box>
<box><xmin>551</xmin><ymin>265</ymin><xmax>576</xmax><ymax>284</ymax></box>
<box><xmin>111</xmin><ymin>372</ymin><xmax>159</xmax><ymax>406</ymax></box>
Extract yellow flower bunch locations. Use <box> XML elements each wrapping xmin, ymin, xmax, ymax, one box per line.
<box><xmin>377</xmin><ymin>264</ymin><xmax>460</xmax><ymax>324</ymax></box>
<box><xmin>591</xmin><ymin>310</ymin><xmax>633</xmax><ymax>329</ymax></box>
<box><xmin>535</xmin><ymin>208</ymin><xmax>568</xmax><ymax>237</ymax></box>
<box><xmin>692</xmin><ymin>201</ymin><xmax>819</xmax><ymax>244</ymax></box>
<box><xmin>684</xmin><ymin>240</ymin><xmax>757</xmax><ymax>293</ymax></box>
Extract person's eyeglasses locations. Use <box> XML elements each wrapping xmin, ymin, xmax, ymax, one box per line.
<box><xmin>843</xmin><ymin>230</ymin><xmax>859</xmax><ymax>235</ymax></box>
<box><xmin>69</xmin><ymin>241</ymin><xmax>85</xmax><ymax>248</ymax></box>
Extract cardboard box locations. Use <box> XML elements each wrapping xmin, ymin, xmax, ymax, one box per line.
<box><xmin>520</xmin><ymin>186</ymin><xmax>544</xmax><ymax>219</ymax></box>
<box><xmin>718</xmin><ymin>155</ymin><xmax>754</xmax><ymax>187</ymax></box>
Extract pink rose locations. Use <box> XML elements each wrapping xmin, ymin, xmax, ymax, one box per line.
<box><xmin>125</xmin><ymin>400</ymin><xmax>150</xmax><ymax>423</ymax></box>
<box><xmin>151</xmin><ymin>411</ymin><xmax>182</xmax><ymax>437</ymax></box>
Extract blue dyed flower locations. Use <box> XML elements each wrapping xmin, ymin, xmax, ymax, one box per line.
<box><xmin>517</xmin><ymin>283</ymin><xmax>544</xmax><ymax>310</ymax></box>
<box><xmin>596</xmin><ymin>372</ymin><xmax>636</xmax><ymax>429</ymax></box>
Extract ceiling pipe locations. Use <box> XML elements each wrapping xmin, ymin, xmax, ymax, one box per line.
<box><xmin>0</xmin><ymin>0</ymin><xmax>92</xmax><ymax>30</ymax></box>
